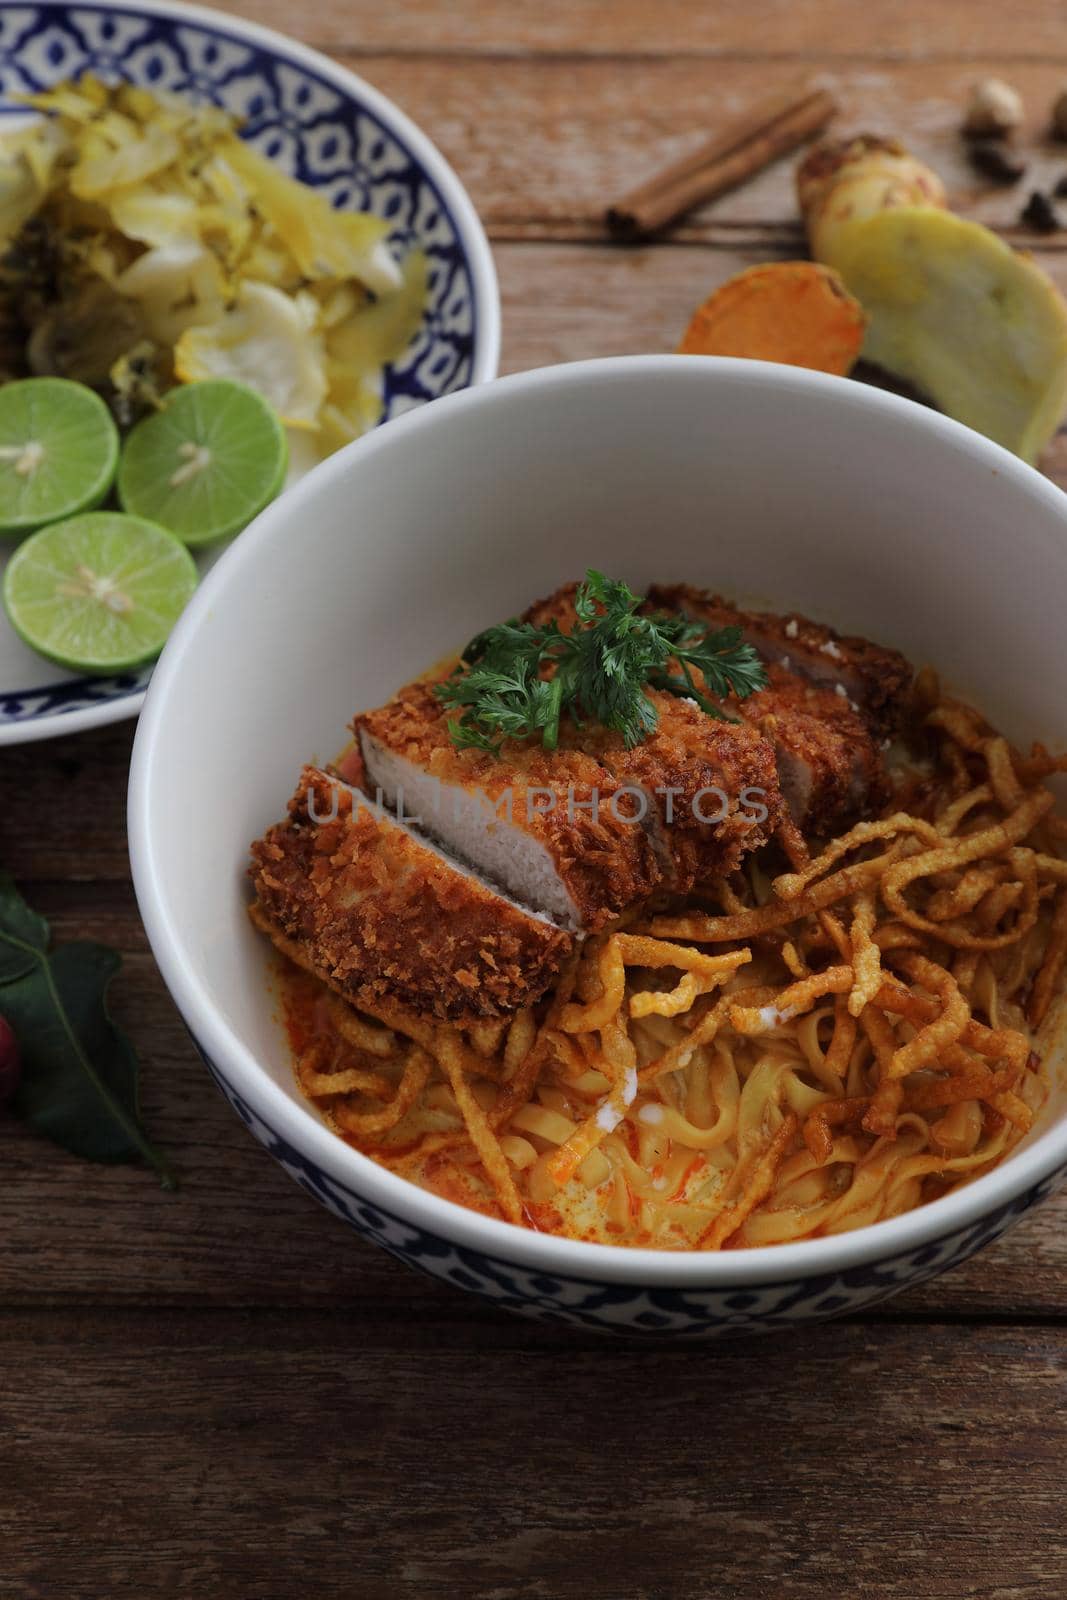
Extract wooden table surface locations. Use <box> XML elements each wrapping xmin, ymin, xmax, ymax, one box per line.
<box><xmin>6</xmin><ymin>3</ymin><xmax>1067</xmax><ymax>1595</ymax></box>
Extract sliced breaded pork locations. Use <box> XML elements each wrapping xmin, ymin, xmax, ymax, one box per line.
<box><xmin>566</xmin><ymin>701</ymin><xmax>781</xmax><ymax>890</ymax></box>
<box><xmin>250</xmin><ymin>767</ymin><xmax>574</xmax><ymax>1021</ymax></box>
<box><xmin>647</xmin><ymin>584</ymin><xmax>913</xmax><ymax>739</ymax></box>
<box><xmin>520</xmin><ymin>583</ymin><xmax>783</xmax><ymax>890</ymax></box>
<box><xmin>646</xmin><ymin>585</ymin><xmax>907</xmax><ymax>833</ymax></box>
<box><xmin>356</xmin><ymin>685</ymin><xmax>662</xmax><ymax>931</ymax></box>
<box><xmin>738</xmin><ymin>664</ymin><xmax>891</xmax><ymax>835</ymax></box>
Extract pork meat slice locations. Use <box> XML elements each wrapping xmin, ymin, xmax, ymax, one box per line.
<box><xmin>356</xmin><ymin>684</ymin><xmax>662</xmax><ymax>931</ymax></box>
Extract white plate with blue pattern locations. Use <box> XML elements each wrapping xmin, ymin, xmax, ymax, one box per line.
<box><xmin>0</xmin><ymin>0</ymin><xmax>500</xmax><ymax>745</ymax></box>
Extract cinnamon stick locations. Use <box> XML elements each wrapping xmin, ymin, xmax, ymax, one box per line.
<box><xmin>606</xmin><ymin>86</ymin><xmax>838</xmax><ymax>239</ymax></box>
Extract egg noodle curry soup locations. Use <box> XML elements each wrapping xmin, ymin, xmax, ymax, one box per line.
<box><xmin>249</xmin><ymin>578</ymin><xmax>1064</xmax><ymax>1251</ymax></box>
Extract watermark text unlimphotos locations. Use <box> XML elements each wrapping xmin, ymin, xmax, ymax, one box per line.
<box><xmin>307</xmin><ymin>777</ymin><xmax>770</xmax><ymax>829</ymax></box>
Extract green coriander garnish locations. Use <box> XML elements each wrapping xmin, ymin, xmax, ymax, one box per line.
<box><xmin>435</xmin><ymin>570</ymin><xmax>767</xmax><ymax>755</ymax></box>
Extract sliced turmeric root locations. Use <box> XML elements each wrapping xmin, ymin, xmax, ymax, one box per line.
<box><xmin>677</xmin><ymin>261</ymin><xmax>867</xmax><ymax>376</ymax></box>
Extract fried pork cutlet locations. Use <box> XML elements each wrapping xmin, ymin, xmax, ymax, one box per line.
<box><xmin>738</xmin><ymin>664</ymin><xmax>891</xmax><ymax>836</ymax></box>
<box><xmin>356</xmin><ymin>684</ymin><xmax>662</xmax><ymax>932</ymax></box>
<box><xmin>250</xmin><ymin>768</ymin><xmax>574</xmax><ymax>1021</ymax></box>
<box><xmin>520</xmin><ymin>583</ymin><xmax>783</xmax><ymax>890</ymax></box>
<box><xmin>647</xmin><ymin>584</ymin><xmax>913</xmax><ymax>739</ymax></box>
<box><xmin>254</xmin><ymin>584</ymin><xmax>912</xmax><ymax>1026</ymax></box>
<box><xmin>566</xmin><ymin>700</ymin><xmax>782</xmax><ymax>890</ymax></box>
<box><xmin>646</xmin><ymin>584</ymin><xmax>909</xmax><ymax>833</ymax></box>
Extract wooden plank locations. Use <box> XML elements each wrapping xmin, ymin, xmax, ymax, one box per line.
<box><xmin>205</xmin><ymin>0</ymin><xmax>1067</xmax><ymax>63</ymax></box>
<box><xmin>1</xmin><ymin>722</ymin><xmax>135</xmax><ymax>883</ymax></box>
<box><xmin>4</xmin><ymin>3</ymin><xmax>1067</xmax><ymax>1581</ymax></box>
<box><xmin>304</xmin><ymin>54</ymin><xmax>1067</xmax><ymax>237</ymax></box>
<box><xmin>4</xmin><ymin>1311</ymin><xmax>1067</xmax><ymax>1598</ymax></box>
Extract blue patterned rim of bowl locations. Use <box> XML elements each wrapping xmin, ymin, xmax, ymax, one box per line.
<box><xmin>0</xmin><ymin>0</ymin><xmax>499</xmax><ymax>740</ymax></box>
<box><xmin>191</xmin><ymin>1033</ymin><xmax>1065</xmax><ymax>1338</ymax></box>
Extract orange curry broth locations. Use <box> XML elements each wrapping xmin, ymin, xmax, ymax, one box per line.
<box><xmin>278</xmin><ymin>959</ymin><xmax>672</xmax><ymax>1242</ymax></box>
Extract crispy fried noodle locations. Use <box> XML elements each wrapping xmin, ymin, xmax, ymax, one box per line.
<box><xmin>266</xmin><ymin>668</ymin><xmax>1063</xmax><ymax>1252</ymax></box>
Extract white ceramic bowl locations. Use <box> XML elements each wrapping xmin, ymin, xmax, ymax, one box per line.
<box><xmin>129</xmin><ymin>357</ymin><xmax>1067</xmax><ymax>1336</ymax></box>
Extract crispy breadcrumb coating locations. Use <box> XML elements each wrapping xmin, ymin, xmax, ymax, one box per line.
<box><xmin>521</xmin><ymin>582</ymin><xmax>783</xmax><ymax>888</ymax></box>
<box><xmin>740</xmin><ymin>664</ymin><xmax>891</xmax><ymax>835</ymax></box>
<box><xmin>647</xmin><ymin>583</ymin><xmax>913</xmax><ymax>738</ymax></box>
<box><xmin>250</xmin><ymin>768</ymin><xmax>574</xmax><ymax>1021</ymax></box>
<box><xmin>644</xmin><ymin>584</ymin><xmax>905</xmax><ymax>830</ymax></box>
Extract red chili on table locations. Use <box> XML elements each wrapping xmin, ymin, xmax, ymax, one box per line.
<box><xmin>0</xmin><ymin>1015</ymin><xmax>21</xmax><ymax>1104</ymax></box>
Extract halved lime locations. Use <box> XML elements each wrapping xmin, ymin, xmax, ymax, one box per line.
<box><xmin>0</xmin><ymin>378</ymin><xmax>120</xmax><ymax>537</ymax></box>
<box><xmin>117</xmin><ymin>378</ymin><xmax>288</xmax><ymax>547</ymax></box>
<box><xmin>2</xmin><ymin>512</ymin><xmax>198</xmax><ymax>674</ymax></box>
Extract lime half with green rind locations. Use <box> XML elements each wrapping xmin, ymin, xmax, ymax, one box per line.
<box><xmin>117</xmin><ymin>378</ymin><xmax>288</xmax><ymax>546</ymax></box>
<box><xmin>2</xmin><ymin>511</ymin><xmax>198</xmax><ymax>674</ymax></box>
<box><xmin>0</xmin><ymin>378</ymin><xmax>120</xmax><ymax>537</ymax></box>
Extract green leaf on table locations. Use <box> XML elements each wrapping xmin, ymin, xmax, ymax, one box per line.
<box><xmin>0</xmin><ymin>870</ymin><xmax>49</xmax><ymax>981</ymax></box>
<box><xmin>0</xmin><ymin>875</ymin><xmax>175</xmax><ymax>1188</ymax></box>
